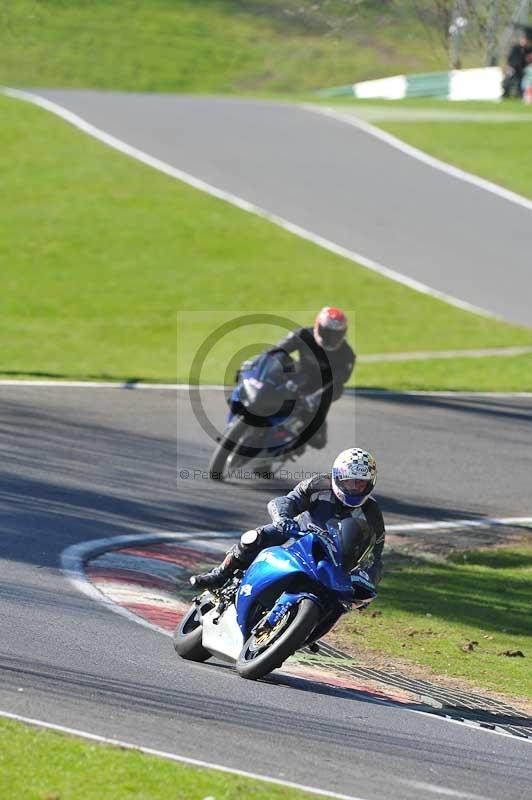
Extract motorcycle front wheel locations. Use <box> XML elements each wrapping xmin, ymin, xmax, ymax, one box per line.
<box><xmin>236</xmin><ymin>598</ymin><xmax>319</xmax><ymax>680</ymax></box>
<box><xmin>208</xmin><ymin>415</ymin><xmax>258</xmax><ymax>480</ymax></box>
<box><xmin>173</xmin><ymin>604</ymin><xmax>211</xmax><ymax>662</ymax></box>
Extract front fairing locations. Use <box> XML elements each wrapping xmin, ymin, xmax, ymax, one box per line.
<box><xmin>228</xmin><ymin>354</ymin><xmax>297</xmax><ymax>426</ymax></box>
<box><xmin>236</xmin><ymin>546</ymin><xmax>301</xmax><ymax>630</ymax></box>
<box><xmin>227</xmin><ymin>385</ymin><xmax>241</xmax><ymax>420</ymax></box>
<box><xmin>235</xmin><ymin>531</ymin><xmax>352</xmax><ymax>632</ymax></box>
<box><xmin>293</xmin><ymin>530</ymin><xmax>352</xmax><ymax>596</ymax></box>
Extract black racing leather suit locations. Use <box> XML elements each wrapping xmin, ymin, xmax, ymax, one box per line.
<box><xmin>269</xmin><ymin>327</ymin><xmax>355</xmax><ymax>448</ymax></box>
<box><xmin>196</xmin><ymin>474</ymin><xmax>386</xmax><ymax>596</ymax></box>
<box><xmin>249</xmin><ymin>474</ymin><xmax>385</xmax><ymax>585</ymax></box>
<box><xmin>272</xmin><ymin>326</ymin><xmax>355</xmax><ymax>400</ymax></box>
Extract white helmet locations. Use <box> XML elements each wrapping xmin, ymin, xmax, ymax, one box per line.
<box><xmin>332</xmin><ymin>448</ymin><xmax>377</xmax><ymax>508</ymax></box>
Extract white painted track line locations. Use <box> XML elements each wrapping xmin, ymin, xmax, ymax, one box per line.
<box><xmin>0</xmin><ymin>710</ymin><xmax>367</xmax><ymax>800</ymax></box>
<box><xmin>303</xmin><ymin>104</ymin><xmax>532</xmax><ymax>214</ymax></box>
<box><xmin>2</xmin><ymin>378</ymin><xmax>532</xmax><ymax>398</ymax></box>
<box><xmin>388</xmin><ymin>516</ymin><xmax>532</xmax><ymax>533</ymax></box>
<box><xmin>359</xmin><ymin>345</ymin><xmax>532</xmax><ymax>363</ymax></box>
<box><xmin>1</xmin><ymin>87</ymin><xmax>500</xmax><ymax>320</ymax></box>
<box><xmin>397</xmin><ymin>778</ymin><xmax>491</xmax><ymax>799</ymax></box>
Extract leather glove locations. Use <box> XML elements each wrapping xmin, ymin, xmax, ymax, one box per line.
<box><xmin>278</xmin><ymin>518</ymin><xmax>300</xmax><ymax>537</ymax></box>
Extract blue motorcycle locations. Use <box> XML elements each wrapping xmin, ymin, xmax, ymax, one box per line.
<box><xmin>208</xmin><ymin>350</ymin><xmax>321</xmax><ymax>480</ymax></box>
<box><xmin>174</xmin><ymin>517</ymin><xmax>375</xmax><ymax>680</ymax></box>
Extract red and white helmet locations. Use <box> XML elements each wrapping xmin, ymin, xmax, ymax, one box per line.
<box><xmin>332</xmin><ymin>448</ymin><xmax>377</xmax><ymax>508</ymax></box>
<box><xmin>313</xmin><ymin>307</ymin><xmax>347</xmax><ymax>352</ymax></box>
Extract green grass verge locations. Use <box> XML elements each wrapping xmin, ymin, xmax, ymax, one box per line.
<box><xmin>336</xmin><ymin>547</ymin><xmax>532</xmax><ymax>702</ymax></box>
<box><xmin>3</xmin><ymin>92</ymin><xmax>532</xmax><ymax>388</ymax></box>
<box><xmin>357</xmin><ymin>354</ymin><xmax>532</xmax><ymax>392</ymax></box>
<box><xmin>0</xmin><ymin>717</ymin><xmax>317</xmax><ymax>800</ymax></box>
<box><xmin>316</xmin><ymin>97</ymin><xmax>532</xmax><ymax>114</ymax></box>
<box><xmin>0</xmin><ymin>1</ymin><xmax>461</xmax><ymax>95</ymax></box>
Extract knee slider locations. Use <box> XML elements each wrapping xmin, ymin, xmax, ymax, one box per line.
<box><xmin>240</xmin><ymin>529</ymin><xmax>261</xmax><ymax>548</ymax></box>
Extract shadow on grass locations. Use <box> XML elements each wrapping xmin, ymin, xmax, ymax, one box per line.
<box><xmin>449</xmin><ymin>549</ymin><xmax>532</xmax><ymax>569</ymax></box>
<box><xmin>382</xmin><ymin>560</ymin><xmax>532</xmax><ymax>637</ymax></box>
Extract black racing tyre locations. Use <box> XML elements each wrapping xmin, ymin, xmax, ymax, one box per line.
<box><xmin>236</xmin><ymin>598</ymin><xmax>319</xmax><ymax>680</ymax></box>
<box><xmin>208</xmin><ymin>416</ymin><xmax>248</xmax><ymax>481</ymax></box>
<box><xmin>173</xmin><ymin>604</ymin><xmax>210</xmax><ymax>662</ymax></box>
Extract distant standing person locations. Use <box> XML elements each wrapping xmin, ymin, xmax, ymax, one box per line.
<box><xmin>522</xmin><ymin>46</ymin><xmax>532</xmax><ymax>103</ymax></box>
<box><xmin>503</xmin><ymin>26</ymin><xmax>532</xmax><ymax>98</ymax></box>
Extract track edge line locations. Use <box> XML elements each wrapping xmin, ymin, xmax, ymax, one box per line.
<box><xmin>302</xmin><ymin>103</ymin><xmax>532</xmax><ymax>213</ymax></box>
<box><xmin>1</xmin><ymin>86</ymin><xmax>502</xmax><ymax>322</ymax></box>
<box><xmin>0</xmin><ymin>710</ymin><xmax>366</xmax><ymax>800</ymax></box>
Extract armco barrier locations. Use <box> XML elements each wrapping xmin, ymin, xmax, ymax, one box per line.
<box><xmin>318</xmin><ymin>66</ymin><xmax>503</xmax><ymax>101</ymax></box>
<box><xmin>406</xmin><ymin>71</ymin><xmax>449</xmax><ymax>98</ymax></box>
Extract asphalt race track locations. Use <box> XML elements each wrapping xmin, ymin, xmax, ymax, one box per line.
<box><xmin>1</xmin><ymin>385</ymin><xmax>532</xmax><ymax>800</ymax></box>
<box><xmin>22</xmin><ymin>90</ymin><xmax>532</xmax><ymax>326</ymax></box>
<box><xmin>2</xmin><ymin>91</ymin><xmax>532</xmax><ymax>798</ymax></box>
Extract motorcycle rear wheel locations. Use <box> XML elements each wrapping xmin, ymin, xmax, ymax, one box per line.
<box><xmin>236</xmin><ymin>598</ymin><xmax>319</xmax><ymax>680</ymax></box>
<box><xmin>173</xmin><ymin>604</ymin><xmax>211</xmax><ymax>662</ymax></box>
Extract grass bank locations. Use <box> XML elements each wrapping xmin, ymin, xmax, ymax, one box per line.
<box><xmin>2</xmin><ymin>92</ymin><xmax>532</xmax><ymax>388</ymax></box>
<box><xmin>357</xmin><ymin>353</ymin><xmax>532</xmax><ymax>392</ymax></box>
<box><xmin>1</xmin><ymin>1</ymin><xmax>455</xmax><ymax>95</ymax></box>
<box><xmin>336</xmin><ymin>546</ymin><xmax>532</xmax><ymax>703</ymax></box>
<box><xmin>0</xmin><ymin>717</ymin><xmax>318</xmax><ymax>800</ymax></box>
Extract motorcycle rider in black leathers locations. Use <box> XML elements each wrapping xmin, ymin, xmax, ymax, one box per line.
<box><xmin>503</xmin><ymin>26</ymin><xmax>532</xmax><ymax>98</ymax></box>
<box><xmin>268</xmin><ymin>307</ymin><xmax>355</xmax><ymax>450</ymax></box>
<box><xmin>191</xmin><ymin>448</ymin><xmax>385</xmax><ymax>604</ymax></box>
